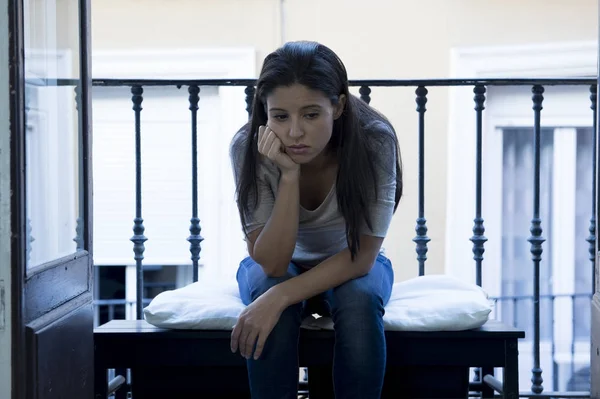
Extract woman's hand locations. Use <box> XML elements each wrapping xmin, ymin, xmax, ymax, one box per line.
<box><xmin>258</xmin><ymin>125</ymin><xmax>300</xmax><ymax>177</ymax></box>
<box><xmin>230</xmin><ymin>288</ymin><xmax>287</xmax><ymax>360</ymax></box>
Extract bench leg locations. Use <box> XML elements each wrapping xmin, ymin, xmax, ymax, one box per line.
<box><xmin>481</xmin><ymin>367</ymin><xmax>494</xmax><ymax>399</ymax></box>
<box><xmin>307</xmin><ymin>365</ymin><xmax>334</xmax><ymax>399</ymax></box>
<box><xmin>94</xmin><ymin>364</ymin><xmax>107</xmax><ymax>399</ymax></box>
<box><xmin>503</xmin><ymin>339</ymin><xmax>519</xmax><ymax>399</ymax></box>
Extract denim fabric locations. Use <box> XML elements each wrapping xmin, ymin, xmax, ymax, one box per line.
<box><xmin>236</xmin><ymin>254</ymin><xmax>394</xmax><ymax>399</ymax></box>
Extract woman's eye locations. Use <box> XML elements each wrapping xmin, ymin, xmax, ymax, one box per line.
<box><xmin>305</xmin><ymin>113</ymin><xmax>319</xmax><ymax>119</ymax></box>
<box><xmin>273</xmin><ymin>115</ymin><xmax>288</xmax><ymax>121</ymax></box>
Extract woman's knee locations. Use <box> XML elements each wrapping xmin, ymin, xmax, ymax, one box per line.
<box><xmin>237</xmin><ymin>257</ymin><xmax>298</xmax><ymax>303</ymax></box>
<box><xmin>331</xmin><ymin>279</ymin><xmax>386</xmax><ymax>318</ymax></box>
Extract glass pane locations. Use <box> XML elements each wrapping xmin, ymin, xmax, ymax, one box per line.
<box><xmin>24</xmin><ymin>0</ymin><xmax>83</xmax><ymax>268</ymax></box>
<box><xmin>500</xmin><ymin>127</ymin><xmax>554</xmax><ymax>340</ymax></box>
<box><xmin>574</xmin><ymin>127</ymin><xmax>594</xmax><ymax>339</ymax></box>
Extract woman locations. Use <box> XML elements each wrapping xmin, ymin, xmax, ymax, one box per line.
<box><xmin>230</xmin><ymin>41</ymin><xmax>403</xmax><ymax>399</ymax></box>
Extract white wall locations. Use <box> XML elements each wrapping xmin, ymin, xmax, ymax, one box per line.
<box><xmin>91</xmin><ymin>0</ymin><xmax>598</xmax><ymax>282</ymax></box>
<box><xmin>0</xmin><ymin>0</ymin><xmax>12</xmax><ymax>396</ymax></box>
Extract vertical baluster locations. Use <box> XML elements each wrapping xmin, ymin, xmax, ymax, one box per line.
<box><xmin>359</xmin><ymin>86</ymin><xmax>371</xmax><ymax>104</ymax></box>
<box><xmin>130</xmin><ymin>85</ymin><xmax>147</xmax><ymax>320</ymax></box>
<box><xmin>529</xmin><ymin>84</ymin><xmax>545</xmax><ymax>394</ymax></box>
<box><xmin>245</xmin><ymin>85</ymin><xmax>256</xmax><ymax>119</ymax></box>
<box><xmin>471</xmin><ymin>85</ymin><xmax>487</xmax><ymax>287</ymax></box>
<box><xmin>414</xmin><ymin>86</ymin><xmax>430</xmax><ymax>276</ymax></box>
<box><xmin>589</xmin><ymin>85</ymin><xmax>597</xmax><ymax>293</ymax></box>
<box><xmin>188</xmin><ymin>85</ymin><xmax>203</xmax><ymax>283</ymax></box>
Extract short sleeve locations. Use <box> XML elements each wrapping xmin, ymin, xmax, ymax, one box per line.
<box><xmin>360</xmin><ymin>123</ymin><xmax>398</xmax><ymax>237</ymax></box>
<box><xmin>229</xmin><ymin>129</ymin><xmax>275</xmax><ymax>235</ymax></box>
<box><xmin>241</xmin><ymin>166</ymin><xmax>275</xmax><ymax>234</ymax></box>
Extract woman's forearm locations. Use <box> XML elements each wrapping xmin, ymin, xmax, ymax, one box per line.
<box><xmin>252</xmin><ymin>172</ymin><xmax>300</xmax><ymax>276</ymax></box>
<box><xmin>270</xmin><ymin>236</ymin><xmax>382</xmax><ymax>307</ymax></box>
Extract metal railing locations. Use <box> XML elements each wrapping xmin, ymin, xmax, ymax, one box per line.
<box><xmin>82</xmin><ymin>77</ymin><xmax>597</xmax><ymax>397</ymax></box>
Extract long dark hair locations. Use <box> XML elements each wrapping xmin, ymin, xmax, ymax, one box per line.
<box><xmin>234</xmin><ymin>41</ymin><xmax>403</xmax><ymax>259</ymax></box>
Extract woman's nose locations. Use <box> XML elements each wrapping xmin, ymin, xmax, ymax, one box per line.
<box><xmin>289</xmin><ymin>121</ymin><xmax>303</xmax><ymax>138</ymax></box>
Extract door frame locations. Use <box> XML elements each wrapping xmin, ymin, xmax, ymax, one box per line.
<box><xmin>9</xmin><ymin>0</ymin><xmax>93</xmax><ymax>397</ymax></box>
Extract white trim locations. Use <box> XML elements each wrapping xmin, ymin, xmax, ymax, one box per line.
<box><xmin>92</xmin><ymin>48</ymin><xmax>256</xmax><ymax>80</ymax></box>
<box><xmin>445</xmin><ymin>41</ymin><xmax>598</xmax><ymax>291</ymax></box>
<box><xmin>552</xmin><ymin>128</ymin><xmax>577</xmax><ymax>355</ymax></box>
<box><xmin>450</xmin><ymin>41</ymin><xmax>598</xmax><ymax>78</ymax></box>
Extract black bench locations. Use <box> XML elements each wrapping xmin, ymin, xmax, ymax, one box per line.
<box><xmin>94</xmin><ymin>319</ymin><xmax>524</xmax><ymax>399</ymax></box>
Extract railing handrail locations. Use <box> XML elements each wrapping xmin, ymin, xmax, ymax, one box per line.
<box><xmin>491</xmin><ymin>292</ymin><xmax>594</xmax><ymax>301</ymax></box>
<box><xmin>27</xmin><ymin>77</ymin><xmax>599</xmax><ymax>87</ymax></box>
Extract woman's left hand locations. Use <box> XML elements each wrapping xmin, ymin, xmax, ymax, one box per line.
<box><xmin>230</xmin><ymin>288</ymin><xmax>286</xmax><ymax>360</ymax></box>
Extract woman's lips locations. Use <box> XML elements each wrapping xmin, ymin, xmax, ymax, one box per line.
<box><xmin>286</xmin><ymin>145</ymin><xmax>309</xmax><ymax>155</ymax></box>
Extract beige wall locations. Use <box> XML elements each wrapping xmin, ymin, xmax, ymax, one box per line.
<box><xmin>92</xmin><ymin>0</ymin><xmax>598</xmax><ymax>281</ymax></box>
<box><xmin>0</xmin><ymin>0</ymin><xmax>12</xmax><ymax>395</ymax></box>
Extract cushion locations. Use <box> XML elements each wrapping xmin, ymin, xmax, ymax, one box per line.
<box><xmin>143</xmin><ymin>274</ymin><xmax>492</xmax><ymax>331</ymax></box>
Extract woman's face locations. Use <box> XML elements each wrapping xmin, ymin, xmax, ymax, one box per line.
<box><xmin>265</xmin><ymin>83</ymin><xmax>345</xmax><ymax>165</ymax></box>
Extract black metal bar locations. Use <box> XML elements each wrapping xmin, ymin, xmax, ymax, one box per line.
<box><xmin>471</xmin><ymin>85</ymin><xmax>487</xmax><ymax>287</ymax></box>
<box><xmin>529</xmin><ymin>84</ymin><xmax>545</xmax><ymax>394</ymax></box>
<box><xmin>359</xmin><ymin>85</ymin><xmax>371</xmax><ymax>104</ymax></box>
<box><xmin>492</xmin><ymin>292</ymin><xmax>592</xmax><ymax>301</ymax></box>
<box><xmin>244</xmin><ymin>85</ymin><xmax>255</xmax><ymax>119</ymax></box>
<box><xmin>413</xmin><ymin>86</ymin><xmax>430</xmax><ymax>275</ymax></box>
<box><xmin>130</xmin><ymin>85</ymin><xmax>147</xmax><ymax>320</ymax></box>
<box><xmin>589</xmin><ymin>84</ymin><xmax>597</xmax><ymax>294</ymax></box>
<box><xmin>473</xmin><ymin>367</ymin><xmax>481</xmax><ymax>390</ymax></box>
<box><xmin>188</xmin><ymin>85</ymin><xmax>203</xmax><ymax>283</ymax></box>
<box><xmin>510</xmin><ymin>392</ymin><xmax>591</xmax><ymax>399</ymax></box>
<box><xmin>80</xmin><ymin>77</ymin><xmax>598</xmax><ymax>88</ymax></box>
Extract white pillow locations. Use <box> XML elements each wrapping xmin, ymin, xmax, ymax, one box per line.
<box><xmin>144</xmin><ymin>279</ymin><xmax>245</xmax><ymax>330</ymax></box>
<box><xmin>144</xmin><ymin>274</ymin><xmax>492</xmax><ymax>331</ymax></box>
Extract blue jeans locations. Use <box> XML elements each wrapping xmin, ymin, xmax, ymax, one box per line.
<box><xmin>236</xmin><ymin>254</ymin><xmax>394</xmax><ymax>399</ymax></box>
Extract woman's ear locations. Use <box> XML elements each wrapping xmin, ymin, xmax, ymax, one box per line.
<box><xmin>334</xmin><ymin>94</ymin><xmax>347</xmax><ymax>120</ymax></box>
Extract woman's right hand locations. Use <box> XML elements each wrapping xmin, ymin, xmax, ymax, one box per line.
<box><xmin>257</xmin><ymin>125</ymin><xmax>300</xmax><ymax>176</ymax></box>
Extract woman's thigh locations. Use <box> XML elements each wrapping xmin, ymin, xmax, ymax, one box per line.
<box><xmin>323</xmin><ymin>253</ymin><xmax>394</xmax><ymax>315</ymax></box>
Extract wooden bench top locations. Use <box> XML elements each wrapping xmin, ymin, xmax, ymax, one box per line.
<box><xmin>95</xmin><ymin>319</ymin><xmax>525</xmax><ymax>339</ymax></box>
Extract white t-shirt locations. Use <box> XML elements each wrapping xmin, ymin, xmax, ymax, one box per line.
<box><xmin>230</xmin><ymin>120</ymin><xmax>398</xmax><ymax>268</ymax></box>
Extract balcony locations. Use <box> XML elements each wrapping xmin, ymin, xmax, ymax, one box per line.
<box><xmin>83</xmin><ymin>76</ymin><xmax>597</xmax><ymax>398</ymax></box>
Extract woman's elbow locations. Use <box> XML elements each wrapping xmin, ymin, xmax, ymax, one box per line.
<box><xmin>261</xmin><ymin>262</ymin><xmax>289</xmax><ymax>278</ymax></box>
<box><xmin>251</xmin><ymin>254</ymin><xmax>289</xmax><ymax>278</ymax></box>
